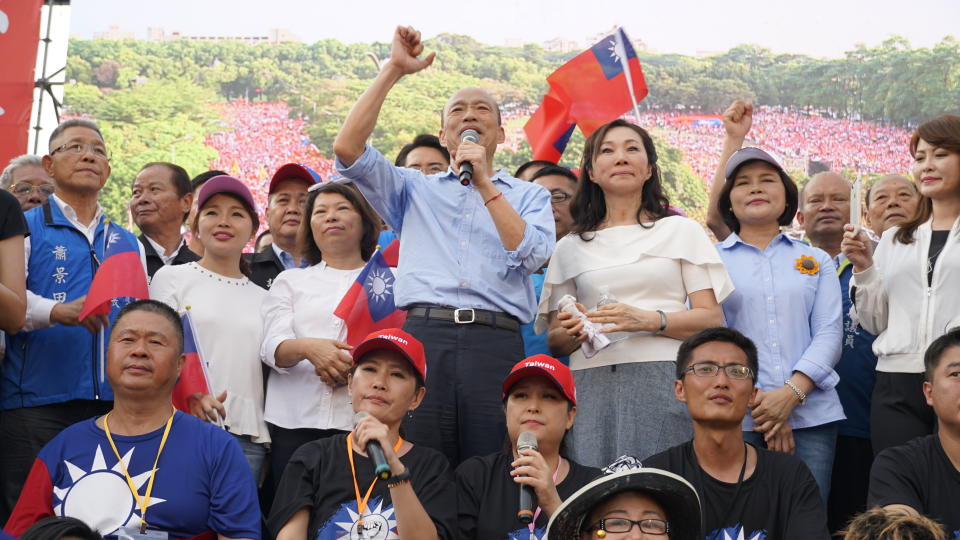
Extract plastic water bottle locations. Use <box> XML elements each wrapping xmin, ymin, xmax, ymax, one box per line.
<box><xmin>595</xmin><ymin>286</ymin><xmax>630</xmax><ymax>343</ymax></box>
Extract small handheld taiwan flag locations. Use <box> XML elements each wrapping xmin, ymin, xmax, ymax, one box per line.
<box><xmin>78</xmin><ymin>220</ymin><xmax>148</xmax><ymax>321</ymax></box>
<box><xmin>333</xmin><ymin>250</ymin><xmax>406</xmax><ymax>347</ymax></box>
<box><xmin>171</xmin><ymin>309</ymin><xmax>214</xmax><ymax>413</ymax></box>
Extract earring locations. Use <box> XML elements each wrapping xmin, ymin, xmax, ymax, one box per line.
<box><xmin>596</xmin><ymin>530</ymin><xmax>606</xmax><ymax>538</ymax></box>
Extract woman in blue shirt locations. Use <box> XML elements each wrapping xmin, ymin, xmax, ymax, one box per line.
<box><xmin>707</xmin><ymin>100</ymin><xmax>843</xmax><ymax>505</ymax></box>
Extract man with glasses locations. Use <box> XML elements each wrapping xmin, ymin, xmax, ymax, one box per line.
<box><xmin>394</xmin><ymin>134</ymin><xmax>451</xmax><ymax>175</ymax></box>
<box><xmin>644</xmin><ymin>327</ymin><xmax>830</xmax><ymax>539</ymax></box>
<box><xmin>0</xmin><ymin>119</ymin><xmax>145</xmax><ymax>524</ymax></box>
<box><xmin>1</xmin><ymin>155</ymin><xmax>54</xmax><ymax>212</ymax></box>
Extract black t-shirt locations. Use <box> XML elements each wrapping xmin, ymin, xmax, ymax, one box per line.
<box><xmin>868</xmin><ymin>434</ymin><xmax>960</xmax><ymax>538</ymax></box>
<box><xmin>268</xmin><ymin>433</ymin><xmax>457</xmax><ymax>540</ymax></box>
<box><xmin>928</xmin><ymin>230</ymin><xmax>950</xmax><ymax>285</ymax></box>
<box><xmin>644</xmin><ymin>441</ymin><xmax>830</xmax><ymax>540</ymax></box>
<box><xmin>455</xmin><ymin>451</ymin><xmax>601</xmax><ymax>540</ymax></box>
<box><xmin>0</xmin><ymin>190</ymin><xmax>27</xmax><ymax>240</ymax></box>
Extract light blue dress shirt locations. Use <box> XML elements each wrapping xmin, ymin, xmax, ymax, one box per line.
<box><xmin>717</xmin><ymin>232</ymin><xmax>845</xmax><ymax>430</ymax></box>
<box><xmin>336</xmin><ymin>145</ymin><xmax>555</xmax><ymax>323</ymax></box>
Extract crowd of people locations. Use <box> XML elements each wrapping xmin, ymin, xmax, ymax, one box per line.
<box><xmin>1</xmin><ymin>25</ymin><xmax>959</xmax><ymax>540</ymax></box>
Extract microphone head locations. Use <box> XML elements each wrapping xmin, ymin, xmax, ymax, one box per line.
<box><xmin>517</xmin><ymin>431</ymin><xmax>539</xmax><ymax>452</ymax></box>
<box><xmin>352</xmin><ymin>411</ymin><xmax>370</xmax><ymax>427</ymax></box>
<box><xmin>460</xmin><ymin>129</ymin><xmax>480</xmax><ymax>144</ymax></box>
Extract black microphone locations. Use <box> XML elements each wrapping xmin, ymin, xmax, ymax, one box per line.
<box><xmin>459</xmin><ymin>129</ymin><xmax>480</xmax><ymax>186</ymax></box>
<box><xmin>516</xmin><ymin>431</ymin><xmax>538</xmax><ymax>524</ymax></box>
<box><xmin>353</xmin><ymin>411</ymin><xmax>392</xmax><ymax>480</ymax></box>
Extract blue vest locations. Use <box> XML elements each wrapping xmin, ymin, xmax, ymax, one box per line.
<box><xmin>2</xmin><ymin>201</ymin><xmax>137</xmax><ymax>409</ymax></box>
<box><xmin>835</xmin><ymin>260</ymin><xmax>878</xmax><ymax>439</ymax></box>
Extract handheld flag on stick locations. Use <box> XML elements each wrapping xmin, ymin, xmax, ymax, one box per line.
<box><xmin>334</xmin><ymin>250</ymin><xmax>406</xmax><ymax>347</ymax></box>
<box><xmin>172</xmin><ymin>308</ymin><xmax>215</xmax><ymax>414</ymax></box>
<box><xmin>525</xmin><ymin>27</ymin><xmax>648</xmax><ymax>161</ymax></box>
<box><xmin>78</xmin><ymin>220</ymin><xmax>149</xmax><ymax>321</ymax></box>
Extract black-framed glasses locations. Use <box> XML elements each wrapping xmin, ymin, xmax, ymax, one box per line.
<box><xmin>11</xmin><ymin>183</ymin><xmax>54</xmax><ymax>197</ymax></box>
<box><xmin>550</xmin><ymin>191</ymin><xmax>573</xmax><ymax>204</ymax></box>
<box><xmin>683</xmin><ymin>362</ymin><xmax>754</xmax><ymax>380</ymax></box>
<box><xmin>50</xmin><ymin>142</ymin><xmax>111</xmax><ymax>162</ymax></box>
<box><xmin>588</xmin><ymin>517</ymin><xmax>670</xmax><ymax>535</ymax></box>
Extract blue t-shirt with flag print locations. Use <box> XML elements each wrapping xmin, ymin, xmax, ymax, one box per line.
<box><xmin>5</xmin><ymin>411</ymin><xmax>260</xmax><ymax>540</ymax></box>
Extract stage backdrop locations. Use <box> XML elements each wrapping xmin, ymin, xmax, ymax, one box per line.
<box><xmin>0</xmin><ymin>0</ymin><xmax>44</xmax><ymax>166</ymax></box>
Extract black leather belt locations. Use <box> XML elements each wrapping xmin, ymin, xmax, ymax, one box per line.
<box><xmin>406</xmin><ymin>305</ymin><xmax>520</xmax><ymax>332</ymax></box>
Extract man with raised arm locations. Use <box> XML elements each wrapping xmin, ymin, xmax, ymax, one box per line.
<box><xmin>333</xmin><ymin>26</ymin><xmax>555</xmax><ymax>465</ymax></box>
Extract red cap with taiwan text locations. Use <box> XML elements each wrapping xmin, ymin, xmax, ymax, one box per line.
<box><xmin>351</xmin><ymin>328</ymin><xmax>427</xmax><ymax>383</ymax></box>
<box><xmin>502</xmin><ymin>354</ymin><xmax>576</xmax><ymax>405</ymax></box>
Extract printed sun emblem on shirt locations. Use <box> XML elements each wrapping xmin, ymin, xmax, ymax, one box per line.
<box><xmin>320</xmin><ymin>496</ymin><xmax>398</xmax><ymax>539</ymax></box>
<box><xmin>365</xmin><ymin>267</ymin><xmax>394</xmax><ymax>304</ymax></box>
<box><xmin>53</xmin><ymin>445</ymin><xmax>167</xmax><ymax>535</ymax></box>
<box><xmin>507</xmin><ymin>527</ymin><xmax>545</xmax><ymax>540</ymax></box>
<box><xmin>794</xmin><ymin>255</ymin><xmax>819</xmax><ymax>275</ymax></box>
<box><xmin>707</xmin><ymin>525</ymin><xmax>767</xmax><ymax>540</ymax></box>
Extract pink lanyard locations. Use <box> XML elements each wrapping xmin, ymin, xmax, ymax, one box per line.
<box><xmin>528</xmin><ymin>457</ymin><xmax>563</xmax><ymax>536</ymax></box>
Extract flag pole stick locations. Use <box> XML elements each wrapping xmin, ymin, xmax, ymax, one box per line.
<box><xmin>613</xmin><ymin>28</ymin><xmax>642</xmax><ymax>123</ymax></box>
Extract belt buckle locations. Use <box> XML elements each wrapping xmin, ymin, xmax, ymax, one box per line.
<box><xmin>453</xmin><ymin>308</ymin><xmax>476</xmax><ymax>324</ymax></box>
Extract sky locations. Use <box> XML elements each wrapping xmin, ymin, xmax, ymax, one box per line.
<box><xmin>70</xmin><ymin>0</ymin><xmax>958</xmax><ymax>58</ymax></box>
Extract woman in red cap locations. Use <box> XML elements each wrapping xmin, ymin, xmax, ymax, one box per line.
<box><xmin>455</xmin><ymin>354</ymin><xmax>600</xmax><ymax>540</ymax></box>
<box><xmin>150</xmin><ymin>175</ymin><xmax>270</xmax><ymax>476</ymax></box>
<box><xmin>268</xmin><ymin>328</ymin><xmax>456</xmax><ymax>540</ymax></box>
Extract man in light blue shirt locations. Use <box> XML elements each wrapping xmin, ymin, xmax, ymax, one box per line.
<box><xmin>333</xmin><ymin>26</ymin><xmax>555</xmax><ymax>464</ymax></box>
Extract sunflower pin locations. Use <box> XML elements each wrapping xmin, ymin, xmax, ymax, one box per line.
<box><xmin>795</xmin><ymin>255</ymin><xmax>819</xmax><ymax>275</ymax></box>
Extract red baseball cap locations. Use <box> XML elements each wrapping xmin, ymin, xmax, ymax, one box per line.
<box><xmin>351</xmin><ymin>328</ymin><xmax>427</xmax><ymax>383</ymax></box>
<box><xmin>269</xmin><ymin>163</ymin><xmax>321</xmax><ymax>193</ymax></box>
<box><xmin>502</xmin><ymin>354</ymin><xmax>576</xmax><ymax>405</ymax></box>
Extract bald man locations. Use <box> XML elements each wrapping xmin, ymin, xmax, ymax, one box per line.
<box><xmin>797</xmin><ymin>171</ymin><xmax>878</xmax><ymax>530</ymax></box>
<box><xmin>333</xmin><ymin>26</ymin><xmax>554</xmax><ymax>465</ymax></box>
<box><xmin>865</xmin><ymin>175</ymin><xmax>921</xmax><ymax>237</ymax></box>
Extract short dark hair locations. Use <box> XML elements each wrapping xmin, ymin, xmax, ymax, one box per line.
<box><xmin>21</xmin><ymin>516</ymin><xmax>104</xmax><ymax>540</ymax></box>
<box><xmin>298</xmin><ymin>182</ymin><xmax>381</xmax><ymax>266</ymax></box>
<box><xmin>717</xmin><ymin>159</ymin><xmax>799</xmax><ymax>233</ymax></box>
<box><xmin>394</xmin><ymin>134</ymin><xmax>451</xmax><ymax>168</ymax></box>
<box><xmin>571</xmin><ymin>119</ymin><xmax>671</xmax><ymax>235</ymax></box>
<box><xmin>114</xmin><ymin>299</ymin><xmax>184</xmax><ymax>354</ymax></box>
<box><xmin>48</xmin><ymin>119</ymin><xmax>104</xmax><ymax>151</ymax></box>
<box><xmin>190</xmin><ymin>170</ymin><xmax>227</xmax><ymax>193</ymax></box>
<box><xmin>139</xmin><ymin>162</ymin><xmax>192</xmax><ymax>198</ymax></box>
<box><xmin>515</xmin><ymin>160</ymin><xmax>556</xmax><ymax>180</ymax></box>
<box><xmin>676</xmin><ymin>327</ymin><xmax>759</xmax><ymax>384</ymax></box>
<box><xmin>924</xmin><ymin>327</ymin><xmax>960</xmax><ymax>381</ymax></box>
<box><xmin>530</xmin><ymin>164</ymin><xmax>578</xmax><ymax>185</ymax></box>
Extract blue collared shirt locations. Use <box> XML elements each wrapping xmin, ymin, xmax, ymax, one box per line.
<box><xmin>717</xmin><ymin>232</ymin><xmax>845</xmax><ymax>430</ymax></box>
<box><xmin>336</xmin><ymin>145</ymin><xmax>555</xmax><ymax>323</ymax></box>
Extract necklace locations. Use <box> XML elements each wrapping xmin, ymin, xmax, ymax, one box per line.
<box><xmin>691</xmin><ymin>441</ymin><xmax>749</xmax><ymax>527</ymax></box>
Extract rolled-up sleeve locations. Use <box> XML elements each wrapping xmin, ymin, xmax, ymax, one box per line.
<box><xmin>795</xmin><ymin>255</ymin><xmax>842</xmax><ymax>390</ymax></box>
<box><xmin>260</xmin><ymin>273</ymin><xmax>297</xmax><ymax>373</ymax></box>
<box><xmin>504</xmin><ymin>186</ymin><xmax>555</xmax><ymax>274</ymax></box>
<box><xmin>335</xmin><ymin>144</ymin><xmax>409</xmax><ymax>233</ymax></box>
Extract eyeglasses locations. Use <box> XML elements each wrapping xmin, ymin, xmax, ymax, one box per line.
<box><xmin>683</xmin><ymin>362</ymin><xmax>754</xmax><ymax>380</ymax></box>
<box><xmin>588</xmin><ymin>518</ymin><xmax>670</xmax><ymax>535</ymax></box>
<box><xmin>11</xmin><ymin>183</ymin><xmax>54</xmax><ymax>197</ymax></box>
<box><xmin>550</xmin><ymin>191</ymin><xmax>573</xmax><ymax>205</ymax></box>
<box><xmin>50</xmin><ymin>142</ymin><xmax>111</xmax><ymax>162</ymax></box>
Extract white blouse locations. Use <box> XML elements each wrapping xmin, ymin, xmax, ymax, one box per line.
<box><xmin>149</xmin><ymin>262</ymin><xmax>270</xmax><ymax>443</ymax></box>
<box><xmin>259</xmin><ymin>262</ymin><xmax>362</xmax><ymax>431</ymax></box>
<box><xmin>537</xmin><ymin>216</ymin><xmax>734</xmax><ymax>370</ymax></box>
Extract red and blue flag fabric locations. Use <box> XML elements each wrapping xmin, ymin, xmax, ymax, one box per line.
<box><xmin>78</xmin><ymin>220</ymin><xmax>148</xmax><ymax>321</ymax></box>
<box><xmin>171</xmin><ymin>310</ymin><xmax>214</xmax><ymax>414</ymax></box>
<box><xmin>381</xmin><ymin>238</ymin><xmax>400</xmax><ymax>267</ymax></box>
<box><xmin>525</xmin><ymin>27</ymin><xmax>648</xmax><ymax>161</ymax></box>
<box><xmin>333</xmin><ymin>250</ymin><xmax>406</xmax><ymax>347</ymax></box>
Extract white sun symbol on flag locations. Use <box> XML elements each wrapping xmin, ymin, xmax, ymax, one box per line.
<box><xmin>53</xmin><ymin>445</ymin><xmax>166</xmax><ymax>535</ymax></box>
<box><xmin>606</xmin><ymin>39</ymin><xmax>623</xmax><ymax>64</ymax></box>
<box><xmin>365</xmin><ymin>268</ymin><xmax>394</xmax><ymax>303</ymax></box>
<box><xmin>334</xmin><ymin>498</ymin><xmax>398</xmax><ymax>539</ymax></box>
<box><xmin>106</xmin><ymin>231</ymin><xmax>121</xmax><ymax>249</ymax></box>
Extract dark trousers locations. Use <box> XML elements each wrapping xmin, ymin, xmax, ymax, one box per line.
<box><xmin>827</xmin><ymin>435</ymin><xmax>873</xmax><ymax>535</ymax></box>
<box><xmin>261</xmin><ymin>424</ymin><xmax>346</xmax><ymax>515</ymax></box>
<box><xmin>0</xmin><ymin>399</ymin><xmax>113</xmax><ymax>524</ymax></box>
<box><xmin>870</xmin><ymin>372</ymin><xmax>936</xmax><ymax>455</ymax></box>
<box><xmin>401</xmin><ymin>316</ymin><xmax>524</xmax><ymax>466</ymax></box>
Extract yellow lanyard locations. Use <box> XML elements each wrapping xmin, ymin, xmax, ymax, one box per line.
<box><xmin>104</xmin><ymin>409</ymin><xmax>175</xmax><ymax>534</ymax></box>
<box><xmin>346</xmin><ymin>432</ymin><xmax>403</xmax><ymax>527</ymax></box>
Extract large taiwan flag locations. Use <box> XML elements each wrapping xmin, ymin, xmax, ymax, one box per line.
<box><xmin>525</xmin><ymin>27</ymin><xmax>648</xmax><ymax>160</ymax></box>
<box><xmin>78</xmin><ymin>220</ymin><xmax>148</xmax><ymax>321</ymax></box>
<box><xmin>171</xmin><ymin>310</ymin><xmax>214</xmax><ymax>414</ymax></box>
<box><xmin>333</xmin><ymin>250</ymin><xmax>406</xmax><ymax>347</ymax></box>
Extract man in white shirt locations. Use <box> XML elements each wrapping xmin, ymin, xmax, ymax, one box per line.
<box><xmin>130</xmin><ymin>162</ymin><xmax>199</xmax><ymax>278</ymax></box>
